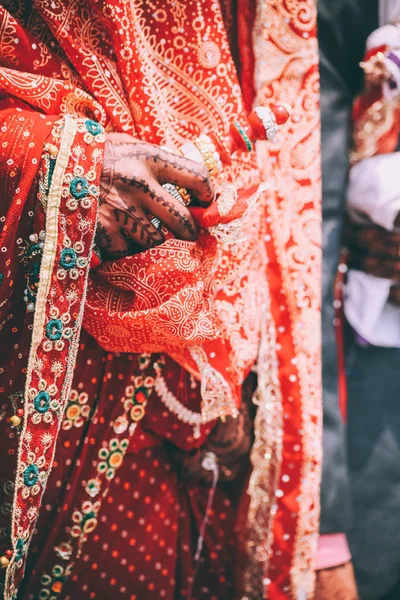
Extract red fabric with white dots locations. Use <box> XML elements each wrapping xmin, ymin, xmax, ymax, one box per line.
<box><xmin>16</xmin><ymin>332</ymin><xmax>246</xmax><ymax>600</ymax></box>
<box><xmin>0</xmin><ymin>2</ymin><xmax>256</xmax><ymax>596</ymax></box>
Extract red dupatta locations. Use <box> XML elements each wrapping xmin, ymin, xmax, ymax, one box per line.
<box><xmin>0</xmin><ymin>1</ymin><xmax>321</xmax><ymax>598</ymax></box>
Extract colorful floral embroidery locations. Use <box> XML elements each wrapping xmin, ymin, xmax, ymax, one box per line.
<box><xmin>33</xmin><ymin>391</ymin><xmax>50</xmax><ymax>413</ymax></box>
<box><xmin>34</xmin><ymin>357</ymin><xmax>156</xmax><ymax>595</ymax></box>
<box><xmin>42</xmin><ymin>306</ymin><xmax>75</xmax><ymax>353</ymax></box>
<box><xmin>85</xmin><ymin>478</ymin><xmax>101</xmax><ymax>498</ymax></box>
<box><xmin>6</xmin><ymin>115</ymin><xmax>104</xmax><ymax>598</ymax></box>
<box><xmin>57</xmin><ymin>241</ymin><xmax>89</xmax><ymax>281</ymax></box>
<box><xmin>38</xmin><ymin>564</ymin><xmax>72</xmax><ymax>599</ymax></box>
<box><xmin>45</xmin><ymin>319</ymin><xmax>63</xmax><ymax>341</ymax></box>
<box><xmin>62</xmin><ymin>390</ymin><xmax>90</xmax><ymax>430</ymax></box>
<box><xmin>97</xmin><ymin>438</ymin><xmax>129</xmax><ymax>480</ymax></box>
<box><xmin>69</xmin><ymin>176</ymin><xmax>89</xmax><ymax>200</ymax></box>
<box><xmin>59</xmin><ymin>248</ymin><xmax>77</xmax><ymax>269</ymax></box>
<box><xmin>53</xmin><ymin>542</ymin><xmax>73</xmax><ymax>562</ymax></box>
<box><xmin>62</xmin><ymin>121</ymin><xmax>102</xmax><ymax>213</ymax></box>
<box><xmin>113</xmin><ymin>374</ymin><xmax>154</xmax><ymax>434</ymax></box>
<box><xmin>84</xmin><ymin>119</ymin><xmax>103</xmax><ymax>137</ymax></box>
<box><xmin>14</xmin><ymin>539</ymin><xmax>25</xmax><ymax>563</ymax></box>
<box><xmin>71</xmin><ymin>500</ymin><xmax>100</xmax><ymax>537</ymax></box>
<box><xmin>27</xmin><ymin>383</ymin><xmax>60</xmax><ymax>425</ymax></box>
<box><xmin>23</xmin><ymin>464</ymin><xmax>39</xmax><ymax>487</ymax></box>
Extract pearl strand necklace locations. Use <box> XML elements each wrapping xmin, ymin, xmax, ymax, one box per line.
<box><xmin>154</xmin><ymin>372</ymin><xmax>205</xmax><ymax>439</ymax></box>
<box><xmin>154</xmin><ymin>362</ymin><xmax>238</xmax><ymax>439</ymax></box>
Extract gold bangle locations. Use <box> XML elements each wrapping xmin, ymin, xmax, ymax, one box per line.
<box><xmin>195</xmin><ymin>136</ymin><xmax>223</xmax><ymax>176</ymax></box>
<box><xmin>232</xmin><ymin>120</ymin><xmax>253</xmax><ymax>152</ymax></box>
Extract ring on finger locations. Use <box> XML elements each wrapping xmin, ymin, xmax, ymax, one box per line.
<box><xmin>152</xmin><ymin>183</ymin><xmax>190</xmax><ymax>230</ymax></box>
<box><xmin>162</xmin><ymin>182</ymin><xmax>192</xmax><ymax>206</ymax></box>
<box><xmin>160</xmin><ymin>145</ymin><xmax>192</xmax><ymax>207</ymax></box>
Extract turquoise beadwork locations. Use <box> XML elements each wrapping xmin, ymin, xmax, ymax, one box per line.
<box><xmin>23</xmin><ymin>464</ymin><xmax>39</xmax><ymax>487</ymax></box>
<box><xmin>70</xmin><ymin>177</ymin><xmax>89</xmax><ymax>200</ymax></box>
<box><xmin>85</xmin><ymin>119</ymin><xmax>103</xmax><ymax>136</ymax></box>
<box><xmin>45</xmin><ymin>319</ymin><xmax>63</xmax><ymax>341</ymax></box>
<box><xmin>34</xmin><ymin>391</ymin><xmax>51</xmax><ymax>413</ymax></box>
<box><xmin>59</xmin><ymin>248</ymin><xmax>77</xmax><ymax>270</ymax></box>
<box><xmin>232</xmin><ymin>120</ymin><xmax>253</xmax><ymax>152</ymax></box>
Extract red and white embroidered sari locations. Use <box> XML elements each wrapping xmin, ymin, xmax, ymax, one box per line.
<box><xmin>0</xmin><ymin>2</ymin><xmax>321</xmax><ymax>599</ymax></box>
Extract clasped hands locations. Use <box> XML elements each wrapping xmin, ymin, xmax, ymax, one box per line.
<box><xmin>96</xmin><ymin>132</ymin><xmax>214</xmax><ymax>257</ymax></box>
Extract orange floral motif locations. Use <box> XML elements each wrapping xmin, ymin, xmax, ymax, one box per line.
<box><xmin>62</xmin><ymin>390</ymin><xmax>90</xmax><ymax>430</ymax></box>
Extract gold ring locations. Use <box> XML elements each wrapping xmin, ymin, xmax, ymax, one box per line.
<box><xmin>176</xmin><ymin>186</ymin><xmax>192</xmax><ymax>205</ymax></box>
<box><xmin>163</xmin><ymin>183</ymin><xmax>192</xmax><ymax>206</ymax></box>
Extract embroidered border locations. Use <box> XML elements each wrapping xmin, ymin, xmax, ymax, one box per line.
<box><xmin>35</xmin><ymin>363</ymin><xmax>155</xmax><ymax>598</ymax></box>
<box><xmin>243</xmin><ymin>279</ymin><xmax>283</xmax><ymax>600</ymax></box>
<box><xmin>250</xmin><ymin>1</ymin><xmax>322</xmax><ymax>598</ymax></box>
<box><xmin>5</xmin><ymin>116</ymin><xmax>103</xmax><ymax>599</ymax></box>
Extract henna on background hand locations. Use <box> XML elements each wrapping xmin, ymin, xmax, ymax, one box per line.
<box><xmin>346</xmin><ymin>222</ymin><xmax>400</xmax><ymax>281</ymax></box>
<box><xmin>97</xmin><ymin>136</ymin><xmax>206</xmax><ymax>254</ymax></box>
<box><xmin>95</xmin><ymin>222</ymin><xmax>113</xmax><ymax>251</ymax></box>
<box><xmin>95</xmin><ymin>223</ymin><xmax>128</xmax><ymax>258</ymax></box>
<box><xmin>169</xmin><ymin>398</ymin><xmax>254</xmax><ymax>484</ymax></box>
<box><xmin>114</xmin><ymin>174</ymin><xmax>197</xmax><ymax>240</ymax></box>
<box><xmin>112</xmin><ymin>204</ymin><xmax>163</xmax><ymax>247</ymax></box>
<box><xmin>113</xmin><ymin>143</ymin><xmax>213</xmax><ymax>200</ymax></box>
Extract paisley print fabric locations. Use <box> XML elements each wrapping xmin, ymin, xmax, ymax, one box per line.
<box><xmin>246</xmin><ymin>1</ymin><xmax>322</xmax><ymax>597</ymax></box>
<box><xmin>0</xmin><ymin>1</ymin><xmax>321</xmax><ymax>599</ymax></box>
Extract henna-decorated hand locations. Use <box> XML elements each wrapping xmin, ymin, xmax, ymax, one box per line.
<box><xmin>345</xmin><ymin>221</ymin><xmax>400</xmax><ymax>305</ymax></box>
<box><xmin>97</xmin><ymin>132</ymin><xmax>214</xmax><ymax>257</ymax></box>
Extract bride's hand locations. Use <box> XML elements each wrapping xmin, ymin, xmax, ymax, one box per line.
<box><xmin>96</xmin><ymin>132</ymin><xmax>214</xmax><ymax>257</ymax></box>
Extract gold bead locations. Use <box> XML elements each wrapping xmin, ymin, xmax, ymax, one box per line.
<box><xmin>9</xmin><ymin>415</ymin><xmax>21</xmax><ymax>427</ymax></box>
<box><xmin>0</xmin><ymin>556</ymin><xmax>10</xmax><ymax>568</ymax></box>
<box><xmin>45</xmin><ymin>143</ymin><xmax>59</xmax><ymax>157</ymax></box>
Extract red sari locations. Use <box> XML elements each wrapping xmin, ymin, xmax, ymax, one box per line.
<box><xmin>0</xmin><ymin>2</ymin><xmax>321</xmax><ymax>599</ymax></box>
